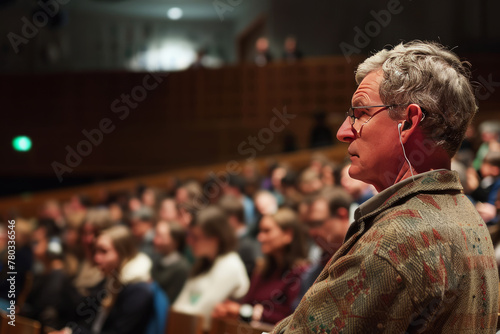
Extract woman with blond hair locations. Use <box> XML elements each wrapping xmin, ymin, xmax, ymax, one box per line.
<box><xmin>52</xmin><ymin>225</ymin><xmax>154</xmax><ymax>334</ymax></box>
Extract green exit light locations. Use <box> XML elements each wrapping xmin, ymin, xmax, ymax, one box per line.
<box><xmin>12</xmin><ymin>136</ymin><xmax>32</xmax><ymax>152</ymax></box>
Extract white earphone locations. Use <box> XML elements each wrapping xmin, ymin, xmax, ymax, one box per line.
<box><xmin>398</xmin><ymin>122</ymin><xmax>415</xmax><ymax>178</ymax></box>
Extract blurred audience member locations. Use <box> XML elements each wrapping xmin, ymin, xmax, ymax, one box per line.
<box><xmin>213</xmin><ymin>208</ymin><xmax>308</xmax><ymax>324</ymax></box>
<box><xmin>471</xmin><ymin>151</ymin><xmax>500</xmax><ymax>224</ymax></box>
<box><xmin>282</xmin><ymin>36</ymin><xmax>303</xmax><ymax>63</ymax></box>
<box><xmin>73</xmin><ymin>208</ymin><xmax>112</xmax><ymax>287</ymax></box>
<box><xmin>456</xmin><ymin>124</ymin><xmax>479</xmax><ymax>166</ymax></box>
<box><xmin>254</xmin><ymin>37</ymin><xmax>272</xmax><ymax>67</ymax></box>
<box><xmin>0</xmin><ymin>219</ymin><xmax>33</xmax><ymax>312</ymax></box>
<box><xmin>173</xmin><ymin>207</ymin><xmax>249</xmax><ymax>329</ymax></box>
<box><xmin>223</xmin><ymin>175</ymin><xmax>257</xmax><ymax>231</ymax></box>
<box><xmin>129</xmin><ymin>206</ymin><xmax>156</xmax><ymax>259</ymax></box>
<box><xmin>296</xmin><ymin>187</ymin><xmax>352</xmax><ymax>306</ymax></box>
<box><xmin>471</xmin><ymin>151</ymin><xmax>500</xmax><ymax>205</ymax></box>
<box><xmin>62</xmin><ymin>195</ymin><xmax>89</xmax><ymax>228</ymax></box>
<box><xmin>309</xmin><ymin>154</ymin><xmax>330</xmax><ymax>175</ymax></box>
<box><xmin>152</xmin><ymin>221</ymin><xmax>190</xmax><ymax>302</ymax></box>
<box><xmin>340</xmin><ymin>163</ymin><xmax>376</xmax><ymax>220</ymax></box>
<box><xmin>39</xmin><ymin>199</ymin><xmax>65</xmax><ymax>230</ymax></box>
<box><xmin>141</xmin><ymin>187</ymin><xmax>160</xmax><ymax>210</ymax></box>
<box><xmin>190</xmin><ymin>48</ymin><xmax>207</xmax><ymax>69</ymax></box>
<box><xmin>242</xmin><ymin>162</ymin><xmax>262</xmax><ymax>200</ymax></box>
<box><xmin>176</xmin><ymin>180</ymin><xmax>203</xmax><ymax>207</ymax></box>
<box><xmin>62</xmin><ymin>213</ymin><xmax>84</xmax><ymax>277</ymax></box>
<box><xmin>321</xmin><ymin>162</ymin><xmax>338</xmax><ymax>187</ymax></box>
<box><xmin>268</xmin><ymin>164</ymin><xmax>288</xmax><ymax>206</ymax></box>
<box><xmin>108</xmin><ymin>202</ymin><xmax>125</xmax><ymax>225</ymax></box>
<box><xmin>473</xmin><ymin>120</ymin><xmax>500</xmax><ymax>171</ymax></box>
<box><xmin>53</xmin><ymin>226</ymin><xmax>154</xmax><ymax>334</ymax></box>
<box><xmin>298</xmin><ymin>168</ymin><xmax>323</xmax><ymax>195</ymax></box>
<box><xmin>158</xmin><ymin>197</ymin><xmax>179</xmax><ymax>222</ymax></box>
<box><xmin>58</xmin><ymin>208</ymin><xmax>112</xmax><ymax>331</ymax></box>
<box><xmin>22</xmin><ymin>218</ymin><xmax>64</xmax><ymax>328</ymax></box>
<box><xmin>219</xmin><ymin>195</ymin><xmax>261</xmax><ymax>277</ymax></box>
<box><xmin>254</xmin><ymin>190</ymin><xmax>279</xmax><ymax>227</ymax></box>
<box><xmin>128</xmin><ymin>196</ymin><xmax>142</xmax><ymax>213</ymax></box>
<box><xmin>177</xmin><ymin>203</ymin><xmax>196</xmax><ymax>230</ymax></box>
<box><xmin>309</xmin><ymin>111</ymin><xmax>334</xmax><ymax>148</ymax></box>
<box><xmin>280</xmin><ymin>170</ymin><xmax>303</xmax><ymax>210</ymax></box>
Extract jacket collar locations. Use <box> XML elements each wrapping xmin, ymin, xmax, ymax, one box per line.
<box><xmin>345</xmin><ymin>169</ymin><xmax>463</xmax><ymax>242</ymax></box>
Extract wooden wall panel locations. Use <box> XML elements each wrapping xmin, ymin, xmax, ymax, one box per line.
<box><xmin>0</xmin><ymin>54</ymin><xmax>498</xmax><ymax>184</ymax></box>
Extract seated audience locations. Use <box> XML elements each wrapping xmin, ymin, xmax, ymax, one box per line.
<box><xmin>151</xmin><ymin>221</ymin><xmax>190</xmax><ymax>302</ymax></box>
<box><xmin>340</xmin><ymin>163</ymin><xmax>376</xmax><ymax>221</ymax></box>
<box><xmin>473</xmin><ymin>120</ymin><xmax>500</xmax><ymax>170</ymax></box>
<box><xmin>340</xmin><ymin>163</ymin><xmax>375</xmax><ymax>205</ymax></box>
<box><xmin>13</xmin><ymin>117</ymin><xmax>500</xmax><ymax>333</ymax></box>
<box><xmin>0</xmin><ymin>219</ymin><xmax>33</xmax><ymax>312</ymax></box>
<box><xmin>218</xmin><ymin>195</ymin><xmax>261</xmax><ymax>277</ymax></box>
<box><xmin>223</xmin><ymin>175</ymin><xmax>257</xmax><ymax>231</ymax></box>
<box><xmin>141</xmin><ymin>187</ymin><xmax>160</xmax><ymax>210</ymax></box>
<box><xmin>158</xmin><ymin>197</ymin><xmax>179</xmax><ymax>222</ymax></box>
<box><xmin>172</xmin><ymin>206</ymin><xmax>249</xmax><ymax>329</ymax></box>
<box><xmin>52</xmin><ymin>225</ymin><xmax>154</xmax><ymax>334</ymax></box>
<box><xmin>213</xmin><ymin>208</ymin><xmax>308</xmax><ymax>324</ymax></box>
<box><xmin>21</xmin><ymin>218</ymin><xmax>65</xmax><ymax>328</ymax></box>
<box><xmin>298</xmin><ymin>168</ymin><xmax>323</xmax><ymax>195</ymax></box>
<box><xmin>295</xmin><ymin>187</ymin><xmax>352</xmax><ymax>306</ymax></box>
<box><xmin>471</xmin><ymin>151</ymin><xmax>500</xmax><ymax>224</ymax></box>
<box><xmin>175</xmin><ymin>180</ymin><xmax>203</xmax><ymax>206</ymax></box>
<box><xmin>129</xmin><ymin>206</ymin><xmax>156</xmax><ymax>259</ymax></box>
<box><xmin>471</xmin><ymin>151</ymin><xmax>500</xmax><ymax>205</ymax></box>
<box><xmin>58</xmin><ymin>208</ymin><xmax>113</xmax><ymax>331</ymax></box>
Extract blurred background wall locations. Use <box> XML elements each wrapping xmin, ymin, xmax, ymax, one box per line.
<box><xmin>0</xmin><ymin>0</ymin><xmax>499</xmax><ymax>198</ymax></box>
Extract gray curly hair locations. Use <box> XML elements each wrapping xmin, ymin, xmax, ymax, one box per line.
<box><xmin>355</xmin><ymin>40</ymin><xmax>478</xmax><ymax>156</ymax></box>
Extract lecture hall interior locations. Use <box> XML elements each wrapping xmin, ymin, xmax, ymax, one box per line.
<box><xmin>1</xmin><ymin>0</ymin><xmax>500</xmax><ymax>333</ymax></box>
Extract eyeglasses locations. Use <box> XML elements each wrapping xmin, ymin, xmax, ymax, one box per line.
<box><xmin>346</xmin><ymin>104</ymin><xmax>402</xmax><ymax>135</ymax></box>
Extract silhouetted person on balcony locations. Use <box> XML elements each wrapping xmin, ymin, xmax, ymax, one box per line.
<box><xmin>309</xmin><ymin>111</ymin><xmax>333</xmax><ymax>148</ymax></box>
<box><xmin>255</xmin><ymin>37</ymin><xmax>272</xmax><ymax>67</ymax></box>
<box><xmin>282</xmin><ymin>36</ymin><xmax>303</xmax><ymax>63</ymax></box>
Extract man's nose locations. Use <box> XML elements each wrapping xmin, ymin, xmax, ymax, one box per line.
<box><xmin>336</xmin><ymin>117</ymin><xmax>356</xmax><ymax>143</ymax></box>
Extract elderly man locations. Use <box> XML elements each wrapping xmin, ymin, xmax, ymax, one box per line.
<box><xmin>271</xmin><ymin>41</ymin><xmax>499</xmax><ymax>333</ymax></box>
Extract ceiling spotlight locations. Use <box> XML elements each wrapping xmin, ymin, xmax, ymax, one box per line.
<box><xmin>167</xmin><ymin>7</ymin><xmax>183</xmax><ymax>20</ymax></box>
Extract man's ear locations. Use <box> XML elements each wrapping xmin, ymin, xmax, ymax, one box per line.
<box><xmin>400</xmin><ymin>104</ymin><xmax>425</xmax><ymax>144</ymax></box>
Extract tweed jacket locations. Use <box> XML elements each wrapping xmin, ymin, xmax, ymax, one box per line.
<box><xmin>272</xmin><ymin>170</ymin><xmax>499</xmax><ymax>333</ymax></box>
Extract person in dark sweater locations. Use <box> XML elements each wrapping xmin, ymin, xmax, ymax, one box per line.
<box><xmin>151</xmin><ymin>221</ymin><xmax>190</xmax><ymax>303</ymax></box>
<box><xmin>218</xmin><ymin>195</ymin><xmax>260</xmax><ymax>278</ymax></box>
<box><xmin>50</xmin><ymin>225</ymin><xmax>153</xmax><ymax>334</ymax></box>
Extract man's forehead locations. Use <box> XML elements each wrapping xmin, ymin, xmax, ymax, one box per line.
<box><xmin>351</xmin><ymin>71</ymin><xmax>383</xmax><ymax>105</ymax></box>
